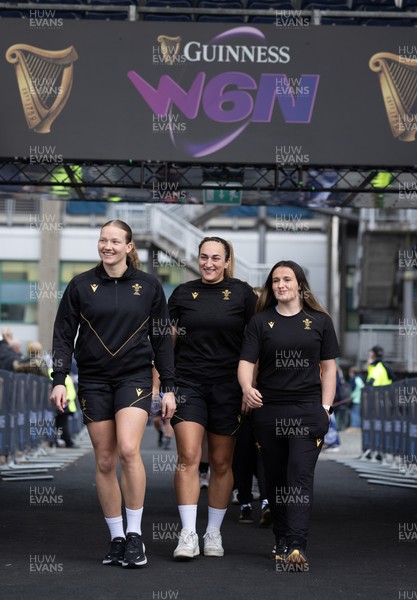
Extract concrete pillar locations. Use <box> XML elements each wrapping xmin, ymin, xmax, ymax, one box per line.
<box><xmin>37</xmin><ymin>197</ymin><xmax>62</xmax><ymax>353</ymax></box>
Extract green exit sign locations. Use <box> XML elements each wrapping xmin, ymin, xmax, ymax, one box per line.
<box><xmin>203</xmin><ymin>188</ymin><xmax>242</xmax><ymax>205</ymax></box>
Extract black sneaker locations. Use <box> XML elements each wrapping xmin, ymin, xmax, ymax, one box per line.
<box><xmin>238</xmin><ymin>506</ymin><xmax>254</xmax><ymax>524</ymax></box>
<box><xmin>285</xmin><ymin>542</ymin><xmax>308</xmax><ymax>565</ymax></box>
<box><xmin>271</xmin><ymin>537</ymin><xmax>287</xmax><ymax>561</ymax></box>
<box><xmin>102</xmin><ymin>537</ymin><xmax>126</xmax><ymax>566</ymax></box>
<box><xmin>122</xmin><ymin>532</ymin><xmax>147</xmax><ymax>568</ymax></box>
<box><xmin>259</xmin><ymin>504</ymin><xmax>272</xmax><ymax>527</ymax></box>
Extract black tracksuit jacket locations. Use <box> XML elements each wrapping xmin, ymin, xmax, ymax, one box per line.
<box><xmin>51</xmin><ymin>263</ymin><xmax>175</xmax><ymax>391</ymax></box>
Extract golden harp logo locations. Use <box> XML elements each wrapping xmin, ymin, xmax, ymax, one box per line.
<box><xmin>370</xmin><ymin>52</ymin><xmax>417</xmax><ymax>142</ymax></box>
<box><xmin>6</xmin><ymin>44</ymin><xmax>78</xmax><ymax>133</ymax></box>
<box><xmin>157</xmin><ymin>35</ymin><xmax>182</xmax><ymax>65</ymax></box>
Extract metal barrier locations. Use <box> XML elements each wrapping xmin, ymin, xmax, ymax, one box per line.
<box><xmin>0</xmin><ymin>369</ymin><xmax>84</xmax><ymax>460</ymax></box>
<box><xmin>361</xmin><ymin>380</ymin><xmax>417</xmax><ymax>467</ymax></box>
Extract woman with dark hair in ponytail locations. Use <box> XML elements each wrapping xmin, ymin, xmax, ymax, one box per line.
<box><xmin>238</xmin><ymin>260</ymin><xmax>339</xmax><ymax>568</ymax></box>
<box><xmin>168</xmin><ymin>237</ymin><xmax>257</xmax><ymax>560</ymax></box>
<box><xmin>50</xmin><ymin>220</ymin><xmax>175</xmax><ymax>568</ymax></box>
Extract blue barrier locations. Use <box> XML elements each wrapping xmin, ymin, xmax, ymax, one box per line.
<box><xmin>0</xmin><ymin>369</ymin><xmax>83</xmax><ymax>459</ymax></box>
<box><xmin>361</xmin><ymin>381</ymin><xmax>417</xmax><ymax>466</ymax></box>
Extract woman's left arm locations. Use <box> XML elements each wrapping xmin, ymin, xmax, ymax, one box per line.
<box><xmin>320</xmin><ymin>359</ymin><xmax>337</xmax><ymax>408</ymax></box>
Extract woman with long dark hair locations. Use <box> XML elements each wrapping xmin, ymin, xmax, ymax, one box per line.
<box><xmin>168</xmin><ymin>236</ymin><xmax>257</xmax><ymax>560</ymax></box>
<box><xmin>238</xmin><ymin>260</ymin><xmax>339</xmax><ymax>567</ymax></box>
<box><xmin>50</xmin><ymin>220</ymin><xmax>175</xmax><ymax>568</ymax></box>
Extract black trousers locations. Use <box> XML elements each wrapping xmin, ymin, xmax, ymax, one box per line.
<box><xmin>252</xmin><ymin>401</ymin><xmax>329</xmax><ymax>550</ymax></box>
<box><xmin>232</xmin><ymin>416</ymin><xmax>267</xmax><ymax>505</ymax></box>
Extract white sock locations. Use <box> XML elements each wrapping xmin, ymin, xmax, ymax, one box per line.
<box><xmin>104</xmin><ymin>515</ymin><xmax>125</xmax><ymax>540</ymax></box>
<box><xmin>206</xmin><ymin>507</ymin><xmax>227</xmax><ymax>533</ymax></box>
<box><xmin>178</xmin><ymin>505</ymin><xmax>197</xmax><ymax>533</ymax></box>
<box><xmin>125</xmin><ymin>507</ymin><xmax>143</xmax><ymax>535</ymax></box>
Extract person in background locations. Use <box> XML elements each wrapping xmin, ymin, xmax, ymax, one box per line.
<box><xmin>232</xmin><ymin>418</ymin><xmax>271</xmax><ymax>527</ymax></box>
<box><xmin>151</xmin><ymin>370</ymin><xmax>174</xmax><ymax>450</ymax></box>
<box><xmin>48</xmin><ymin>366</ymin><xmax>78</xmax><ymax>448</ymax></box>
<box><xmin>347</xmin><ymin>366</ymin><xmax>364</xmax><ymax>431</ymax></box>
<box><xmin>0</xmin><ymin>329</ymin><xmax>47</xmax><ymax>376</ymax></box>
<box><xmin>366</xmin><ymin>346</ymin><xmax>394</xmax><ymax>386</ymax></box>
<box><xmin>333</xmin><ymin>363</ymin><xmax>350</xmax><ymax>431</ymax></box>
<box><xmin>199</xmin><ymin>433</ymin><xmax>210</xmax><ymax>489</ymax></box>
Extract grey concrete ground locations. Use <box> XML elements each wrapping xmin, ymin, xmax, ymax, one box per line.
<box><xmin>0</xmin><ymin>425</ymin><xmax>415</xmax><ymax>600</ymax></box>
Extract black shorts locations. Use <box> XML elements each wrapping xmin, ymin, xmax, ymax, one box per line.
<box><xmin>171</xmin><ymin>377</ymin><xmax>242</xmax><ymax>436</ymax></box>
<box><xmin>77</xmin><ymin>377</ymin><xmax>153</xmax><ymax>424</ymax></box>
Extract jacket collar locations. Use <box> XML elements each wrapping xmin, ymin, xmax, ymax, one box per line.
<box><xmin>95</xmin><ymin>261</ymin><xmax>136</xmax><ymax>281</ymax></box>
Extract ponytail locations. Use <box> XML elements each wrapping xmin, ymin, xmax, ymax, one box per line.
<box><xmin>127</xmin><ymin>241</ymin><xmax>141</xmax><ymax>269</ymax></box>
<box><xmin>225</xmin><ymin>240</ymin><xmax>234</xmax><ymax>278</ymax></box>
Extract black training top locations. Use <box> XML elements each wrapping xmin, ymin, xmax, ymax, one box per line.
<box><xmin>51</xmin><ymin>263</ymin><xmax>175</xmax><ymax>391</ymax></box>
<box><xmin>168</xmin><ymin>277</ymin><xmax>257</xmax><ymax>383</ymax></box>
<box><xmin>240</xmin><ymin>305</ymin><xmax>340</xmax><ymax>402</ymax></box>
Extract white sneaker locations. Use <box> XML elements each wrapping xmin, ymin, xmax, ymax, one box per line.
<box><xmin>203</xmin><ymin>529</ymin><xmax>224</xmax><ymax>557</ymax></box>
<box><xmin>199</xmin><ymin>472</ymin><xmax>210</xmax><ymax>489</ymax></box>
<box><xmin>173</xmin><ymin>529</ymin><xmax>200</xmax><ymax>560</ymax></box>
<box><xmin>231</xmin><ymin>489</ymin><xmax>239</xmax><ymax>505</ymax></box>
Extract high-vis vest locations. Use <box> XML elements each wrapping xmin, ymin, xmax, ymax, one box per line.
<box><xmin>49</xmin><ymin>369</ymin><xmax>77</xmax><ymax>413</ymax></box>
<box><xmin>366</xmin><ymin>362</ymin><xmax>392</xmax><ymax>386</ymax></box>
